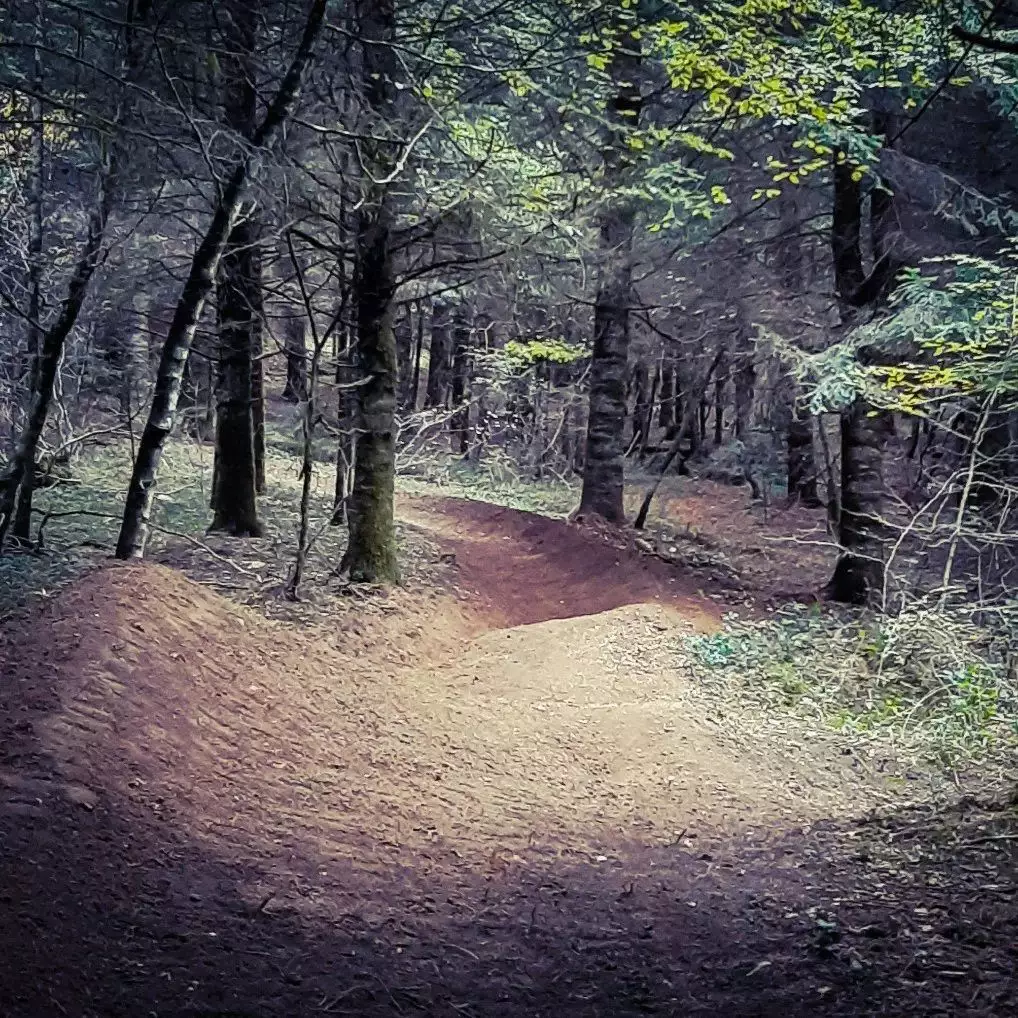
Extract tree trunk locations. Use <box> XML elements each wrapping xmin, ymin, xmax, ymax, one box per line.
<box><xmin>252</xmin><ymin>313</ymin><xmax>266</xmax><ymax>493</ymax></box>
<box><xmin>282</xmin><ymin>314</ymin><xmax>309</xmax><ymax>402</ymax></box>
<box><xmin>395</xmin><ymin>303</ymin><xmax>415</xmax><ymax>411</ymax></box>
<box><xmin>787</xmin><ymin>409</ymin><xmax>820</xmax><ymax>504</ymax></box>
<box><xmin>333</xmin><ymin>333</ymin><xmax>357</xmax><ymax>526</ymax></box>
<box><xmin>210</xmin><ymin>0</ymin><xmax>263</xmax><ymax>536</ymax></box>
<box><xmin>449</xmin><ymin>304</ymin><xmax>472</xmax><ymax>455</ymax></box>
<box><xmin>579</xmin><ymin>18</ymin><xmax>642</xmax><ymax>523</ymax></box>
<box><xmin>713</xmin><ymin>351</ymin><xmax>726</xmax><ymax>446</ymax></box>
<box><xmin>733</xmin><ymin>332</ymin><xmax>755</xmax><ymax>442</ymax></box>
<box><xmin>832</xmin><ymin>153</ymin><xmax>865</xmax><ymax>300</ymax></box>
<box><xmin>424</xmin><ymin>297</ymin><xmax>452</xmax><ymax>409</ymax></box>
<box><xmin>211</xmin><ymin>219</ymin><xmax>263</xmax><ymax>536</ymax></box>
<box><xmin>630</xmin><ymin>359</ymin><xmax>653</xmax><ymax>456</ymax></box>
<box><xmin>409</xmin><ymin>299</ymin><xmax>425</xmax><ymax>412</ymax></box>
<box><xmin>116</xmin><ymin>0</ymin><xmax>329</xmax><ymax>559</ymax></box>
<box><xmin>827</xmin><ymin>129</ymin><xmax>897</xmax><ymax>603</ymax></box>
<box><xmin>657</xmin><ymin>354</ymin><xmax>675</xmax><ymax>431</ymax></box>
<box><xmin>828</xmin><ymin>403</ymin><xmax>893</xmax><ymax>604</ymax></box>
<box><xmin>339</xmin><ymin>0</ymin><xmax>400</xmax><ymax>584</ymax></box>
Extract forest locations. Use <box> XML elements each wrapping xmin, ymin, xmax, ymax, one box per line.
<box><xmin>1</xmin><ymin>0</ymin><xmax>1017</xmax><ymax>1016</ymax></box>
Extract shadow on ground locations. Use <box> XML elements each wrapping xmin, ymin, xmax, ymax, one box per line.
<box><xmin>2</xmin><ymin>758</ymin><xmax>1016</xmax><ymax>1017</ymax></box>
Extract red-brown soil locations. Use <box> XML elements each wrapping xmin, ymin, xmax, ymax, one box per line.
<box><xmin>1</xmin><ymin>498</ymin><xmax>1015</xmax><ymax>1017</ymax></box>
<box><xmin>397</xmin><ymin>495</ymin><xmax>723</xmax><ymax>629</ymax></box>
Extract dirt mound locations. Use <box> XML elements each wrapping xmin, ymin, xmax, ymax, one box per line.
<box><xmin>399</xmin><ymin>495</ymin><xmax>721</xmax><ymax>630</ymax></box>
<box><xmin>2</xmin><ymin>504</ymin><xmax>1014</xmax><ymax>1018</ymax></box>
<box><xmin>1</xmin><ymin>563</ymin><xmax>346</xmax><ymax>817</ymax></box>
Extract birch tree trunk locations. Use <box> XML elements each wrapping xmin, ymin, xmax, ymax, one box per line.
<box><xmin>116</xmin><ymin>0</ymin><xmax>329</xmax><ymax>558</ymax></box>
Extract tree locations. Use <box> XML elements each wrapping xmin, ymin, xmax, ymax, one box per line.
<box><xmin>578</xmin><ymin>12</ymin><xmax>643</xmax><ymax>522</ymax></box>
<box><xmin>0</xmin><ymin>0</ymin><xmax>153</xmax><ymax>550</ymax></box>
<box><xmin>116</xmin><ymin>0</ymin><xmax>329</xmax><ymax>559</ymax></box>
<box><xmin>827</xmin><ymin>116</ymin><xmax>906</xmax><ymax>605</ymax></box>
<box><xmin>211</xmin><ymin>0</ymin><xmax>264</xmax><ymax>537</ymax></box>
<box><xmin>339</xmin><ymin>0</ymin><xmax>402</xmax><ymax>583</ymax></box>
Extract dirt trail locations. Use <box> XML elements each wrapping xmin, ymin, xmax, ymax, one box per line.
<box><xmin>397</xmin><ymin>495</ymin><xmax>722</xmax><ymax>630</ymax></box>
<box><xmin>1</xmin><ymin>497</ymin><xmax>1014</xmax><ymax>1017</ymax></box>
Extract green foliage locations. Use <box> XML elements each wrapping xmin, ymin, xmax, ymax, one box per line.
<box><xmin>687</xmin><ymin>603</ymin><xmax>1018</xmax><ymax>765</ymax></box>
<box><xmin>502</xmin><ymin>337</ymin><xmax>586</xmax><ymax>369</ymax></box>
<box><xmin>856</xmin><ymin>254</ymin><xmax>1018</xmax><ymax>416</ymax></box>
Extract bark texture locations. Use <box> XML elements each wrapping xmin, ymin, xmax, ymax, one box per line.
<box><xmin>829</xmin><ymin>402</ymin><xmax>894</xmax><ymax>604</ymax></box>
<box><xmin>787</xmin><ymin>411</ymin><xmax>820</xmax><ymax>505</ymax></box>
<box><xmin>425</xmin><ymin>298</ymin><xmax>452</xmax><ymax>409</ymax></box>
<box><xmin>282</xmin><ymin>315</ymin><xmax>309</xmax><ymax>403</ymax></box>
<box><xmin>579</xmin><ymin>20</ymin><xmax>642</xmax><ymax>523</ymax></box>
<box><xmin>211</xmin><ymin>1</ymin><xmax>263</xmax><ymax>537</ymax></box>
<box><xmin>339</xmin><ymin>0</ymin><xmax>401</xmax><ymax>583</ymax></box>
<box><xmin>212</xmin><ymin>219</ymin><xmax>263</xmax><ymax>535</ymax></box>
<box><xmin>827</xmin><ymin>128</ymin><xmax>899</xmax><ymax>603</ymax></box>
<box><xmin>657</xmin><ymin>355</ymin><xmax>675</xmax><ymax>431</ymax></box>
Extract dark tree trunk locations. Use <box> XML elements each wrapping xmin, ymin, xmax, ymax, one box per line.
<box><xmin>425</xmin><ymin>297</ymin><xmax>452</xmax><ymax>409</ymax></box>
<box><xmin>409</xmin><ymin>299</ymin><xmax>425</xmax><ymax>412</ymax></box>
<box><xmin>828</xmin><ymin>403</ymin><xmax>894</xmax><ymax>604</ymax></box>
<box><xmin>733</xmin><ymin>329</ymin><xmax>755</xmax><ymax>442</ymax></box>
<box><xmin>210</xmin><ymin>1</ymin><xmax>263</xmax><ymax>536</ymax></box>
<box><xmin>449</xmin><ymin>304</ymin><xmax>472</xmax><ymax>455</ymax></box>
<box><xmin>787</xmin><ymin>410</ymin><xmax>820</xmax><ymax>505</ymax></box>
<box><xmin>211</xmin><ymin>218</ymin><xmax>263</xmax><ymax>536</ymax></box>
<box><xmin>772</xmin><ymin>169</ymin><xmax>818</xmax><ymax>506</ymax></box>
<box><xmin>657</xmin><ymin>354</ymin><xmax>675</xmax><ymax>431</ymax></box>
<box><xmin>579</xmin><ymin>18</ymin><xmax>642</xmax><ymax>522</ymax></box>
<box><xmin>252</xmin><ymin>314</ymin><xmax>265</xmax><ymax>493</ymax></box>
<box><xmin>116</xmin><ymin>0</ymin><xmax>329</xmax><ymax>559</ymax></box>
<box><xmin>395</xmin><ymin>304</ymin><xmax>415</xmax><ymax>411</ymax></box>
<box><xmin>832</xmin><ymin>154</ymin><xmax>866</xmax><ymax>299</ymax></box>
<box><xmin>282</xmin><ymin>314</ymin><xmax>308</xmax><ymax>402</ymax></box>
<box><xmin>630</xmin><ymin>360</ymin><xmax>653</xmax><ymax>456</ymax></box>
<box><xmin>339</xmin><ymin>0</ymin><xmax>400</xmax><ymax>584</ymax></box>
<box><xmin>827</xmin><ymin>127</ymin><xmax>899</xmax><ymax>603</ymax></box>
<box><xmin>713</xmin><ymin>351</ymin><xmax>726</xmax><ymax>446</ymax></box>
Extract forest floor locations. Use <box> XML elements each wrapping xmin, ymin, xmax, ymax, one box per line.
<box><xmin>2</xmin><ymin>469</ymin><xmax>1017</xmax><ymax>1016</ymax></box>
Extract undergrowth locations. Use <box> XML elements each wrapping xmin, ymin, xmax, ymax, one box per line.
<box><xmin>0</xmin><ymin>441</ymin><xmax>215</xmax><ymax>618</ymax></box>
<box><xmin>397</xmin><ymin>459</ymin><xmax>579</xmax><ymax>517</ymax></box>
<box><xmin>687</xmin><ymin>603</ymin><xmax>1018</xmax><ymax>769</ymax></box>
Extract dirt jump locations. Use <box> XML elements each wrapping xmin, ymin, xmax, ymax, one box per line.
<box><xmin>1</xmin><ymin>497</ymin><xmax>1015</xmax><ymax>1017</ymax></box>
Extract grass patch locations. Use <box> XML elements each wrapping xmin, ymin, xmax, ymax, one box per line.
<box><xmin>398</xmin><ymin>459</ymin><xmax>579</xmax><ymax>517</ymax></box>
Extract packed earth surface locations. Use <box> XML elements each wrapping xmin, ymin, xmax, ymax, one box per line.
<box><xmin>1</xmin><ymin>496</ymin><xmax>1016</xmax><ymax>1017</ymax></box>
